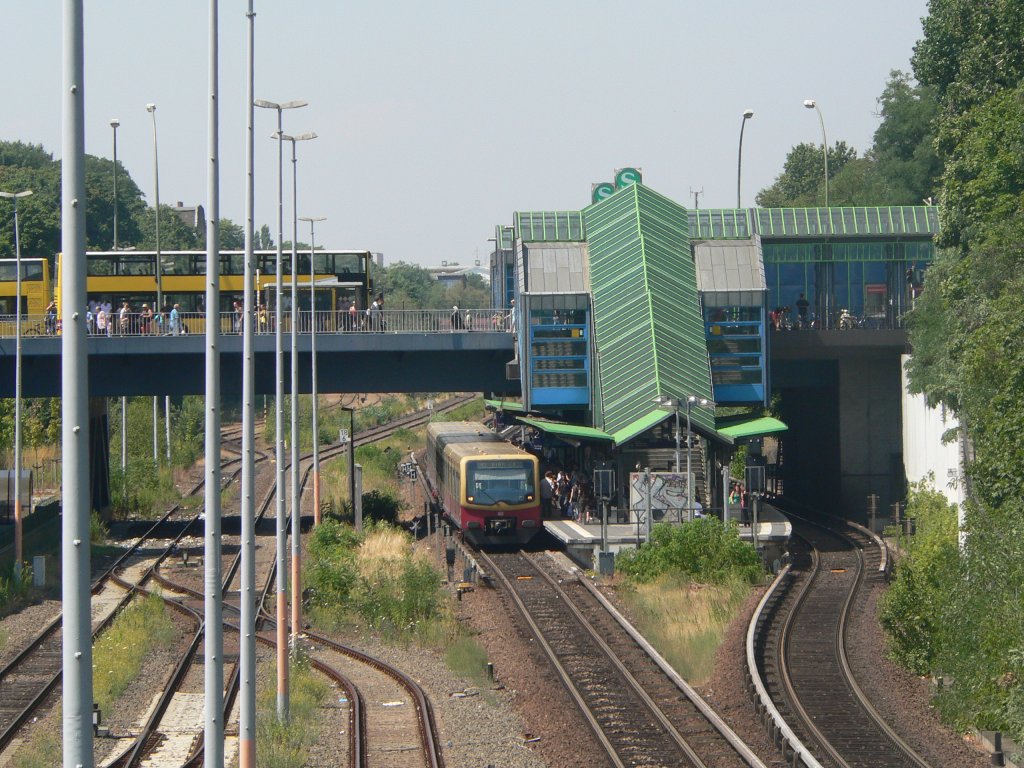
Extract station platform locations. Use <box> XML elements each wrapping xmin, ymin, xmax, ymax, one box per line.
<box><xmin>543</xmin><ymin>503</ymin><xmax>792</xmax><ymax>571</ymax></box>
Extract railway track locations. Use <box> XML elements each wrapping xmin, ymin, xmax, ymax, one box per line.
<box><xmin>479</xmin><ymin>550</ymin><xmax>767</xmax><ymax>768</ymax></box>
<box><xmin>96</xmin><ymin>396</ymin><xmax>471</xmax><ymax>766</ymax></box>
<box><xmin>746</xmin><ymin>510</ymin><xmax>933</xmax><ymax>768</ymax></box>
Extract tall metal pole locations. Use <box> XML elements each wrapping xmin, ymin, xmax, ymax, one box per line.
<box><xmin>166</xmin><ymin>396</ymin><xmax>171</xmax><ymax>461</ymax></box>
<box><xmin>300</xmin><ymin>215</ymin><xmax>325</xmax><ymax>526</ymax></box>
<box><xmin>61</xmin><ymin>3</ymin><xmax>94</xmax><ymax>763</ymax></box>
<box><xmin>673</xmin><ymin>404</ymin><xmax>681</xmax><ymax>473</ymax></box>
<box><xmin>239</xmin><ymin>3</ymin><xmax>257</xmax><ymax>764</ymax></box>
<box><xmin>121</xmin><ymin>396</ymin><xmax>127</xmax><ymax>470</ymax></box>
<box><xmin>110</xmin><ymin>118</ymin><xmax>119</xmax><ymax>251</ymax></box>
<box><xmin>284</xmin><ymin>133</ymin><xmax>317</xmax><ymax>649</ymax></box>
<box><xmin>0</xmin><ymin>190</ymin><xmax>32</xmax><ymax>575</ymax></box>
<box><xmin>804</xmin><ymin>99</ymin><xmax>829</xmax><ymax>208</ymax></box>
<box><xmin>255</xmin><ymin>97</ymin><xmax>308</xmax><ymax>721</ymax></box>
<box><xmin>152</xmin><ymin>396</ymin><xmax>158</xmax><ymax>465</ymax></box>
<box><xmin>736</xmin><ymin>109</ymin><xmax>753</xmax><ymax>208</ymax></box>
<box><xmin>289</xmin><ymin>136</ymin><xmax>300</xmax><ymax>652</ymax></box>
<box><xmin>685</xmin><ymin>398</ymin><xmax>694</xmax><ymax>516</ymax></box>
<box><xmin>147</xmin><ymin>103</ymin><xmax>164</xmax><ymax>462</ymax></box>
<box><xmin>204</xmin><ymin>2</ymin><xmax>224</xmax><ymax>764</ymax></box>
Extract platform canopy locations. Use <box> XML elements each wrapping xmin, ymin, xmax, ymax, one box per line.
<box><xmin>715</xmin><ymin>415</ymin><xmax>788</xmax><ymax>439</ymax></box>
<box><xmin>484</xmin><ymin>398</ymin><xmax>527</xmax><ymax>413</ymax></box>
<box><xmin>517</xmin><ymin>416</ymin><xmax>613</xmax><ymax>442</ymax></box>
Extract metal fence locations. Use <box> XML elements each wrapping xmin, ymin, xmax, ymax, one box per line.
<box><xmin>0</xmin><ymin>309</ymin><xmax>515</xmax><ymax>338</ymax></box>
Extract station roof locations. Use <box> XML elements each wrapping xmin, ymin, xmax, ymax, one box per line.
<box><xmin>518</xmin><ymin>416</ymin><xmax>612</xmax><ymax>442</ymax></box>
<box><xmin>484</xmin><ymin>398</ymin><xmax>526</xmax><ymax>413</ymax></box>
<box><xmin>716</xmin><ymin>415</ymin><xmax>788</xmax><ymax>439</ymax></box>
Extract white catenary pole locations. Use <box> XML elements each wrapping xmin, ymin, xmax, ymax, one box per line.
<box><xmin>204</xmin><ymin>1</ymin><xmax>224</xmax><ymax>764</ymax></box>
<box><xmin>300</xmin><ymin>215</ymin><xmax>326</xmax><ymax>526</ymax></box>
<box><xmin>61</xmin><ymin>2</ymin><xmax>94</xmax><ymax>763</ymax></box>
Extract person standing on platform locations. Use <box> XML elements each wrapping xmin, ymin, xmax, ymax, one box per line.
<box><xmin>795</xmin><ymin>293</ymin><xmax>810</xmax><ymax>328</ymax></box>
<box><xmin>540</xmin><ymin>470</ymin><xmax>556</xmax><ymax>519</ymax></box>
<box><xmin>348</xmin><ymin>300</ymin><xmax>358</xmax><ymax>331</ymax></box>
<box><xmin>96</xmin><ymin>305</ymin><xmax>108</xmax><ymax>336</ymax></box>
<box><xmin>450</xmin><ymin>305</ymin><xmax>463</xmax><ymax>331</ymax></box>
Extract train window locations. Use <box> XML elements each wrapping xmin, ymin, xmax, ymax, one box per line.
<box><xmin>465</xmin><ymin>460</ymin><xmax>535</xmax><ymax>505</ymax></box>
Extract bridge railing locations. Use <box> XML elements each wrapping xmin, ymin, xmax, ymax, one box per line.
<box><xmin>0</xmin><ymin>309</ymin><xmax>515</xmax><ymax>338</ymax></box>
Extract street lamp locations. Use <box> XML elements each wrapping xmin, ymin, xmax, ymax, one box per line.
<box><xmin>737</xmin><ymin>108</ymin><xmax>754</xmax><ymax>208</ymax></box>
<box><xmin>281</xmin><ymin>129</ymin><xmax>317</xmax><ymax>654</ymax></box>
<box><xmin>803</xmin><ymin>99</ymin><xmax>829</xmax><ymax>208</ymax></box>
<box><xmin>110</xmin><ymin>118</ymin><xmax>120</xmax><ymax>250</ymax></box>
<box><xmin>253</xmin><ymin>96</ymin><xmax>306</xmax><ymax>721</ymax></box>
<box><xmin>299</xmin><ymin>215</ymin><xmax>326</xmax><ymax>527</ymax></box>
<box><xmin>0</xmin><ymin>188</ymin><xmax>32</xmax><ymax>575</ymax></box>
<box><xmin>146</xmin><ymin>103</ymin><xmax>167</xmax><ymax>467</ymax></box>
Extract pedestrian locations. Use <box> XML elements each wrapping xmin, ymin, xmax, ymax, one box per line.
<box><xmin>368</xmin><ymin>296</ymin><xmax>383</xmax><ymax>332</ymax></box>
<box><xmin>233</xmin><ymin>300</ymin><xmax>243</xmax><ymax>334</ymax></box>
<box><xmin>118</xmin><ymin>301</ymin><xmax>131</xmax><ymax>334</ymax></box>
<box><xmin>540</xmin><ymin>470</ymin><xmax>556</xmax><ymax>519</ymax></box>
<box><xmin>140</xmin><ymin>303</ymin><xmax>153</xmax><ymax>334</ymax></box>
<box><xmin>170</xmin><ymin>303</ymin><xmax>181</xmax><ymax>336</ymax></box>
<box><xmin>257</xmin><ymin>304</ymin><xmax>268</xmax><ymax>333</ymax></box>
<box><xmin>96</xmin><ymin>305</ymin><xmax>109</xmax><ymax>336</ymax></box>
<box><xmin>693</xmin><ymin>493</ymin><xmax>705</xmax><ymax>519</ymax></box>
<box><xmin>44</xmin><ymin>300</ymin><xmax>57</xmax><ymax>335</ymax></box>
<box><xmin>796</xmin><ymin>293</ymin><xmax>809</xmax><ymax>328</ymax></box>
<box><xmin>348</xmin><ymin>300</ymin><xmax>358</xmax><ymax>331</ymax></box>
<box><xmin>86</xmin><ymin>305</ymin><xmax>95</xmax><ymax>335</ymax></box>
<box><xmin>450</xmin><ymin>305</ymin><xmax>463</xmax><ymax>330</ymax></box>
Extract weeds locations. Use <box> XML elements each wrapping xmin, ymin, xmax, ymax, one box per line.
<box><xmin>618</xmin><ymin>574</ymin><xmax>749</xmax><ymax>684</ymax></box>
<box><xmin>444</xmin><ymin>636</ymin><xmax>490</xmax><ymax>683</ymax></box>
<box><xmin>256</xmin><ymin>653</ymin><xmax>329</xmax><ymax>768</ymax></box>
<box><xmin>92</xmin><ymin>593</ymin><xmax>176</xmax><ymax>713</ymax></box>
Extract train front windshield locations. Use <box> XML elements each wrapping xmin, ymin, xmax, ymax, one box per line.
<box><xmin>466</xmin><ymin>460</ymin><xmax>535</xmax><ymax>505</ymax></box>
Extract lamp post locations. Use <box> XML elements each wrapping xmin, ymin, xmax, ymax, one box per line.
<box><xmin>656</xmin><ymin>394</ymin><xmax>714</xmax><ymax>516</ymax></box>
<box><xmin>253</xmin><ymin>96</ymin><xmax>306</xmax><ymax>721</ymax></box>
<box><xmin>146</xmin><ymin>103</ymin><xmax>172</xmax><ymax>464</ymax></box>
<box><xmin>0</xmin><ymin>189</ymin><xmax>32</xmax><ymax>574</ymax></box>
<box><xmin>281</xmin><ymin>130</ymin><xmax>316</xmax><ymax>652</ymax></box>
<box><xmin>110</xmin><ymin>118</ymin><xmax>120</xmax><ymax>250</ymax></box>
<box><xmin>737</xmin><ymin>108</ymin><xmax>754</xmax><ymax>208</ymax></box>
<box><xmin>803</xmin><ymin>99</ymin><xmax>829</xmax><ymax>208</ymax></box>
<box><xmin>299</xmin><ymin>215</ymin><xmax>326</xmax><ymax>526</ymax></box>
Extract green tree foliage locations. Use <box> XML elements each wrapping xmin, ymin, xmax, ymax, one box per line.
<box><xmin>755</xmin><ymin>141</ymin><xmax>857</xmax><ymax>208</ymax></box>
<box><xmin>889</xmin><ymin>1</ymin><xmax>1024</xmax><ymax>744</ymax></box>
<box><xmin>132</xmin><ymin>203</ymin><xmax>202</xmax><ymax>251</ymax></box>
<box><xmin>869</xmin><ymin>71</ymin><xmax>943</xmax><ymax>203</ymax></box>
<box><xmin>373</xmin><ymin>261</ymin><xmax>491</xmax><ymax>309</ymax></box>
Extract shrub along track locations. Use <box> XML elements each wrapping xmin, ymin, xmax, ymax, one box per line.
<box><xmin>477</xmin><ymin>550</ymin><xmax>769</xmax><ymax>768</ymax></box>
<box><xmin>746</xmin><ymin>507</ymin><xmax>933</xmax><ymax>768</ymax></box>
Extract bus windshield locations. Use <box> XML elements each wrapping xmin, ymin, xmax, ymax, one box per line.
<box><xmin>466</xmin><ymin>460</ymin><xmax>535</xmax><ymax>505</ymax></box>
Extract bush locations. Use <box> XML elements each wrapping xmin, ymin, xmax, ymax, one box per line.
<box><xmin>616</xmin><ymin>518</ymin><xmax>761</xmax><ymax>584</ymax></box>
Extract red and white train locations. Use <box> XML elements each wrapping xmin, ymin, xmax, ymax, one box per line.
<box><xmin>424</xmin><ymin>422</ymin><xmax>541</xmax><ymax>548</ymax></box>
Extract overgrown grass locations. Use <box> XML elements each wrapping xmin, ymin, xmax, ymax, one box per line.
<box><xmin>444</xmin><ymin>636</ymin><xmax>491</xmax><ymax>684</ymax></box>
<box><xmin>618</xmin><ymin>573</ymin><xmax>750</xmax><ymax>684</ymax></box>
<box><xmin>0</xmin><ymin>563</ymin><xmax>33</xmax><ymax>617</ymax></box>
<box><xmin>10</xmin><ymin>732</ymin><xmax>60</xmax><ymax>768</ymax></box>
<box><xmin>256</xmin><ymin>654</ymin><xmax>330</xmax><ymax>768</ymax></box>
<box><xmin>109</xmin><ymin>460</ymin><xmax>181</xmax><ymax>520</ymax></box>
<box><xmin>92</xmin><ymin>593</ymin><xmax>176</xmax><ymax>713</ymax></box>
<box><xmin>305</xmin><ymin>520</ymin><xmax>454</xmax><ymax>641</ymax></box>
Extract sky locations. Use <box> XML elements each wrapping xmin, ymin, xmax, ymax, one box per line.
<box><xmin>3</xmin><ymin>1</ymin><xmax>929</xmax><ymax>267</ymax></box>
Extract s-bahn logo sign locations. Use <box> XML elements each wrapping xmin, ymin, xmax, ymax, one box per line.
<box><xmin>591</xmin><ymin>168</ymin><xmax>643</xmax><ymax>204</ymax></box>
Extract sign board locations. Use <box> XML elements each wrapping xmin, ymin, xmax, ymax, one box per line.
<box><xmin>614</xmin><ymin>167</ymin><xmax>642</xmax><ymax>189</ymax></box>
<box><xmin>591</xmin><ymin>182</ymin><xmax>615</xmax><ymax>204</ymax></box>
<box><xmin>629</xmin><ymin>471</ymin><xmax>691</xmax><ymax>523</ymax></box>
<box><xmin>745</xmin><ymin>465</ymin><xmax>765</xmax><ymax>494</ymax></box>
<box><xmin>594</xmin><ymin>466</ymin><xmax>616</xmax><ymax>500</ymax></box>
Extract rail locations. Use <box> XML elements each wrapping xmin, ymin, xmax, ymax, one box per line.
<box><xmin>744</xmin><ymin>564</ymin><xmax>825</xmax><ymax>768</ymax></box>
<box><xmin>847</xmin><ymin>518</ymin><xmax>890</xmax><ymax>576</ymax></box>
<box><xmin>0</xmin><ymin>309</ymin><xmax>514</xmax><ymax>338</ymax></box>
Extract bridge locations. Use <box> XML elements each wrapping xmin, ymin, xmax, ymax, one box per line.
<box><xmin>0</xmin><ymin>309</ymin><xmax>517</xmax><ymax>397</ymax></box>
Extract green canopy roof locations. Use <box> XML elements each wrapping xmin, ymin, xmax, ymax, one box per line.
<box><xmin>484</xmin><ymin>399</ymin><xmax>526</xmax><ymax>413</ymax></box>
<box><xmin>517</xmin><ymin>416</ymin><xmax>612</xmax><ymax>442</ymax></box>
<box><xmin>716</xmin><ymin>415</ymin><xmax>788</xmax><ymax>439</ymax></box>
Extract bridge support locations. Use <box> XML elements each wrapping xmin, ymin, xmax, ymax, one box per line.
<box><xmin>88</xmin><ymin>397</ymin><xmax>111</xmax><ymax>518</ymax></box>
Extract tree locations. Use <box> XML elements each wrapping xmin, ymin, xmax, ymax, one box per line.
<box><xmin>217</xmin><ymin>218</ymin><xmax>245</xmax><ymax>249</ymax></box>
<box><xmin>870</xmin><ymin>71</ymin><xmax>943</xmax><ymax>204</ymax></box>
<box><xmin>755</xmin><ymin>141</ymin><xmax>857</xmax><ymax>208</ymax></box>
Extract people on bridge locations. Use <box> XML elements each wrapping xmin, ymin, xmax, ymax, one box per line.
<box><xmin>368</xmin><ymin>295</ymin><xmax>383</xmax><ymax>332</ymax></box>
<box><xmin>118</xmin><ymin>301</ymin><xmax>131</xmax><ymax>335</ymax></box>
<box><xmin>45</xmin><ymin>300</ymin><xmax>57</xmax><ymax>335</ymax></box>
<box><xmin>140</xmin><ymin>304</ymin><xmax>154</xmax><ymax>335</ymax></box>
<box><xmin>347</xmin><ymin>300</ymin><xmax>358</xmax><ymax>331</ymax></box>
<box><xmin>86</xmin><ymin>305</ymin><xmax>95</xmax><ymax>335</ymax></box>
<box><xmin>96</xmin><ymin>305</ymin><xmax>109</xmax><ymax>336</ymax></box>
<box><xmin>450</xmin><ymin>305</ymin><xmax>463</xmax><ymax>331</ymax></box>
<box><xmin>795</xmin><ymin>293</ymin><xmax>810</xmax><ymax>328</ymax></box>
<box><xmin>170</xmin><ymin>303</ymin><xmax>181</xmax><ymax>336</ymax></box>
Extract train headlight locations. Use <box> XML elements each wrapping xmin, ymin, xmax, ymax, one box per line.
<box><xmin>526</xmin><ymin>494</ymin><xmax>534</xmax><ymax>501</ymax></box>
<box><xmin>467</xmin><ymin>495</ymin><xmax>474</xmax><ymax>503</ymax></box>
